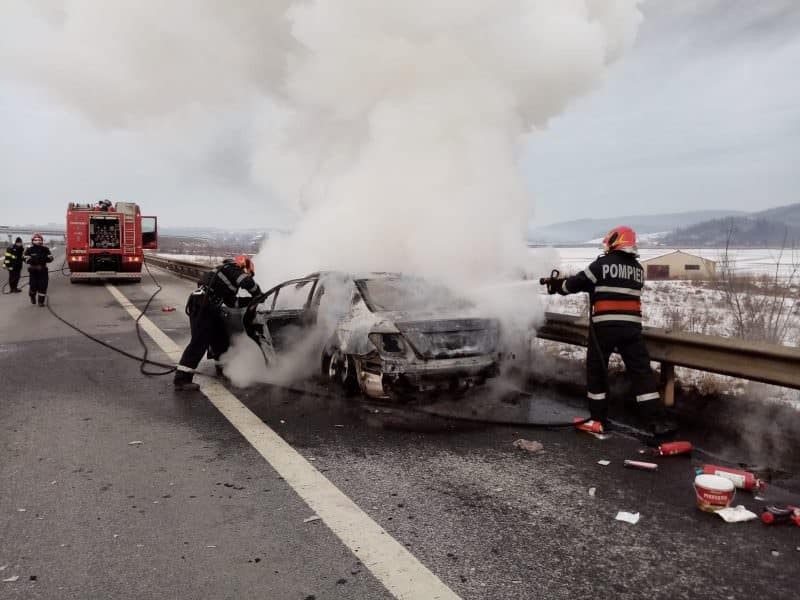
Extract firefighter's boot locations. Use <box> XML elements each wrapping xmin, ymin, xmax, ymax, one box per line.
<box><xmin>639</xmin><ymin>400</ymin><xmax>678</xmax><ymax>438</ymax></box>
<box><xmin>38</xmin><ymin>294</ymin><xmax>46</xmax><ymax>307</ymax></box>
<box><xmin>29</xmin><ymin>293</ymin><xmax>36</xmax><ymax>305</ymax></box>
<box><xmin>174</xmin><ymin>369</ymin><xmax>200</xmax><ymax>392</ymax></box>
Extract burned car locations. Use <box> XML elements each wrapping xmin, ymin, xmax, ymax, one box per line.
<box><xmin>238</xmin><ymin>272</ymin><xmax>501</xmax><ymax>401</ymax></box>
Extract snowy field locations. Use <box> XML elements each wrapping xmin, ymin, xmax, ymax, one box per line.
<box><xmin>535</xmin><ymin>247</ymin><xmax>800</xmax><ymax>279</ymax></box>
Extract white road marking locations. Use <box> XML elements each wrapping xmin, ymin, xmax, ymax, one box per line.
<box><xmin>105</xmin><ymin>284</ymin><xmax>460</xmax><ymax>600</ymax></box>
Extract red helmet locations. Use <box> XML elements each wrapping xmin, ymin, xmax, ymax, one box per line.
<box><xmin>234</xmin><ymin>255</ymin><xmax>254</xmax><ymax>275</ymax></box>
<box><xmin>603</xmin><ymin>226</ymin><xmax>637</xmax><ymax>254</ymax></box>
<box><xmin>31</xmin><ymin>233</ymin><xmax>44</xmax><ymax>243</ymax></box>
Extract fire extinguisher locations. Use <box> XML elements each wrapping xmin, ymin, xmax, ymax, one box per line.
<box><xmin>701</xmin><ymin>465</ymin><xmax>765</xmax><ymax>491</ymax></box>
<box><xmin>657</xmin><ymin>441</ymin><xmax>692</xmax><ymax>456</ymax></box>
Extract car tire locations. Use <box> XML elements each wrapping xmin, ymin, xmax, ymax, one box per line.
<box><xmin>326</xmin><ymin>349</ymin><xmax>360</xmax><ymax>397</ymax></box>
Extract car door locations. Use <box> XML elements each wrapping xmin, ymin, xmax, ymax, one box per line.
<box><xmin>261</xmin><ymin>278</ymin><xmax>318</xmax><ymax>352</ymax></box>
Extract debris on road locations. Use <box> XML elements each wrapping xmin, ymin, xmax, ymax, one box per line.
<box><xmin>513</xmin><ymin>439</ymin><xmax>543</xmax><ymax>453</ymax></box>
<box><xmin>657</xmin><ymin>441</ymin><xmax>693</xmax><ymax>456</ymax></box>
<box><xmin>771</xmin><ymin>550</ymin><xmax>781</xmax><ymax>557</ymax></box>
<box><xmin>161</xmin><ymin>306</ymin><xmax>176</xmax><ymax>312</ymax></box>
<box><xmin>700</xmin><ymin>465</ymin><xmax>765</xmax><ymax>492</ymax></box>
<box><xmin>3</xmin><ymin>575</ymin><xmax>20</xmax><ymax>583</ymax></box>
<box><xmin>589</xmin><ymin>487</ymin><xmax>597</xmax><ymax>497</ymax></box>
<box><xmin>597</xmin><ymin>460</ymin><xmax>611</xmax><ymax>466</ymax></box>
<box><xmin>304</xmin><ymin>516</ymin><xmax>322</xmax><ymax>523</ymax></box>
<box><xmin>760</xmin><ymin>505</ymin><xmax>800</xmax><ymax>526</ymax></box>
<box><xmin>694</xmin><ymin>474</ymin><xmax>735</xmax><ymax>512</ymax></box>
<box><xmin>574</xmin><ymin>418</ymin><xmax>604</xmax><ymax>434</ymax></box>
<box><xmin>639</xmin><ymin>441</ymin><xmax>693</xmax><ymax>457</ymax></box>
<box><xmin>715</xmin><ymin>505</ymin><xmax>758</xmax><ymax>523</ymax></box>
<box><xmin>16</xmin><ymin>508</ymin><xmax>26</xmax><ymax>512</ymax></box>
<box><xmin>615</xmin><ymin>511</ymin><xmax>640</xmax><ymax>524</ymax></box>
<box><xmin>624</xmin><ymin>460</ymin><xmax>658</xmax><ymax>472</ymax></box>
<box><xmin>127</xmin><ymin>440</ymin><xmax>144</xmax><ymax>446</ymax></box>
<box><xmin>334</xmin><ymin>424</ymin><xmax>344</xmax><ymax>428</ymax></box>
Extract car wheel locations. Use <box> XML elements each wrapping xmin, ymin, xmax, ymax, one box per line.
<box><xmin>326</xmin><ymin>350</ymin><xmax>360</xmax><ymax>397</ymax></box>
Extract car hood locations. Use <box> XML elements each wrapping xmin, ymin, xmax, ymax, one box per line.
<box><xmin>386</xmin><ymin>314</ymin><xmax>500</xmax><ymax>359</ymax></box>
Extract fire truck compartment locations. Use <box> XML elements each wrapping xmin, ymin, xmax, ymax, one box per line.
<box><xmin>89</xmin><ymin>216</ymin><xmax>121</xmax><ymax>249</ymax></box>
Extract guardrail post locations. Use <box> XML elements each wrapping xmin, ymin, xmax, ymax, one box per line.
<box><xmin>660</xmin><ymin>362</ymin><xmax>675</xmax><ymax>407</ymax></box>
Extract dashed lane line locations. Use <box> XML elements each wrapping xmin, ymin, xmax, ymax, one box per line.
<box><xmin>105</xmin><ymin>283</ymin><xmax>461</xmax><ymax>600</ymax></box>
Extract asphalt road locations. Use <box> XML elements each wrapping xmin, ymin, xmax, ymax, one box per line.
<box><xmin>1</xmin><ymin>257</ymin><xmax>799</xmax><ymax>600</ymax></box>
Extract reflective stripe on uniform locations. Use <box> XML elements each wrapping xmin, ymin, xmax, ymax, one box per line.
<box><xmin>561</xmin><ymin>279</ymin><xmax>569</xmax><ymax>293</ymax></box>
<box><xmin>235</xmin><ymin>273</ymin><xmax>248</xmax><ymax>285</ymax></box>
<box><xmin>594</xmin><ymin>286</ymin><xmax>641</xmax><ymax>296</ymax></box>
<box><xmin>587</xmin><ymin>391</ymin><xmax>606</xmax><ymax>400</ymax></box>
<box><xmin>593</xmin><ymin>299</ymin><xmax>641</xmax><ymax>313</ymax></box>
<box><xmin>215</xmin><ymin>270</ymin><xmax>237</xmax><ymax>292</ymax></box>
<box><xmin>176</xmin><ymin>364</ymin><xmax>194</xmax><ymax>373</ymax></box>
<box><xmin>592</xmin><ymin>314</ymin><xmax>643</xmax><ymax>324</ymax></box>
<box><xmin>583</xmin><ymin>267</ymin><xmax>597</xmax><ymax>283</ymax></box>
<box><xmin>636</xmin><ymin>392</ymin><xmax>660</xmax><ymax>402</ymax></box>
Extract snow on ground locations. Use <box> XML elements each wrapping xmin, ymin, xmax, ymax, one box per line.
<box><xmin>152</xmin><ymin>253</ymin><xmax>220</xmax><ymax>266</ymax></box>
<box><xmin>537</xmin><ymin>247</ymin><xmax>800</xmax><ymax>278</ymax></box>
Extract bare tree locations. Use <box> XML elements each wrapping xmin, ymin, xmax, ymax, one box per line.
<box><xmin>718</xmin><ymin>225</ymin><xmax>799</xmax><ymax>345</ymax></box>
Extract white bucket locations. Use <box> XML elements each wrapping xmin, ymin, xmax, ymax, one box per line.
<box><xmin>694</xmin><ymin>474</ymin><xmax>735</xmax><ymax>512</ymax></box>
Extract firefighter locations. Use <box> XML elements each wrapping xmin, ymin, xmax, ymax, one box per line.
<box><xmin>546</xmin><ymin>226</ymin><xmax>677</xmax><ymax>436</ymax></box>
<box><xmin>3</xmin><ymin>237</ymin><xmax>25</xmax><ymax>293</ymax></box>
<box><xmin>174</xmin><ymin>255</ymin><xmax>262</xmax><ymax>391</ymax></box>
<box><xmin>23</xmin><ymin>233</ymin><xmax>54</xmax><ymax>306</ymax></box>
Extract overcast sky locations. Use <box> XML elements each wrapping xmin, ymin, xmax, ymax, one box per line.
<box><xmin>1</xmin><ymin>1</ymin><xmax>798</xmax><ymax>229</ymax></box>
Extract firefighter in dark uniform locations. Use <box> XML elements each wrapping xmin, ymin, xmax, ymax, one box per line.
<box><xmin>23</xmin><ymin>233</ymin><xmax>54</xmax><ymax>306</ymax></box>
<box><xmin>546</xmin><ymin>226</ymin><xmax>676</xmax><ymax>436</ymax></box>
<box><xmin>4</xmin><ymin>237</ymin><xmax>25</xmax><ymax>293</ymax></box>
<box><xmin>174</xmin><ymin>255</ymin><xmax>262</xmax><ymax>391</ymax></box>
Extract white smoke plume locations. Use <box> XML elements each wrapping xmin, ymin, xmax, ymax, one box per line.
<box><xmin>2</xmin><ymin>1</ymin><xmax>643</xmax><ymax>384</ymax></box>
<box><xmin>3</xmin><ymin>1</ymin><xmax>642</xmax><ymax>284</ymax></box>
<box><xmin>254</xmin><ymin>0</ymin><xmax>643</xmax><ymax>287</ymax></box>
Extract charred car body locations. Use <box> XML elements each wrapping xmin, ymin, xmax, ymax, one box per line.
<box><xmin>238</xmin><ymin>272</ymin><xmax>501</xmax><ymax>401</ymax></box>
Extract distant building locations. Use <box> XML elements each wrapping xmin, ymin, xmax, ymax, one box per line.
<box><xmin>642</xmin><ymin>250</ymin><xmax>716</xmax><ymax>280</ymax></box>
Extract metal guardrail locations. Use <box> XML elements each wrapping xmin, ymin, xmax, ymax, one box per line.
<box><xmin>538</xmin><ymin>312</ymin><xmax>800</xmax><ymax>404</ymax></box>
<box><xmin>146</xmin><ymin>254</ymin><xmax>800</xmax><ymax>401</ymax></box>
<box><xmin>145</xmin><ymin>254</ymin><xmax>212</xmax><ymax>282</ymax></box>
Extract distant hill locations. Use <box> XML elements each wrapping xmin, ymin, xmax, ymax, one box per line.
<box><xmin>528</xmin><ymin>210</ymin><xmax>745</xmax><ymax>245</ymax></box>
<box><xmin>659</xmin><ymin>203</ymin><xmax>800</xmax><ymax>247</ymax></box>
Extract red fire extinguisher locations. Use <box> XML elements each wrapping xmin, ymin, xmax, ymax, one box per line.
<box><xmin>657</xmin><ymin>441</ymin><xmax>692</xmax><ymax>456</ymax></box>
<box><xmin>701</xmin><ymin>465</ymin><xmax>765</xmax><ymax>491</ymax></box>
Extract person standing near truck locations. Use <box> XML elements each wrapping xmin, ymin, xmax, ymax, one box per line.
<box><xmin>23</xmin><ymin>233</ymin><xmax>54</xmax><ymax>306</ymax></box>
<box><xmin>3</xmin><ymin>237</ymin><xmax>25</xmax><ymax>293</ymax></box>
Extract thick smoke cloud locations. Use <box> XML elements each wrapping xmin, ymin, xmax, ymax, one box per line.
<box><xmin>254</xmin><ymin>0</ymin><xmax>643</xmax><ymax>287</ymax></box>
<box><xmin>2</xmin><ymin>0</ymin><xmax>642</xmax><ymax>288</ymax></box>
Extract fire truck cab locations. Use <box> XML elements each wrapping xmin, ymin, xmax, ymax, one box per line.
<box><xmin>67</xmin><ymin>201</ymin><xmax>157</xmax><ymax>282</ymax></box>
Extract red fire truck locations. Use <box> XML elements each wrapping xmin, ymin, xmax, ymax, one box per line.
<box><xmin>66</xmin><ymin>201</ymin><xmax>158</xmax><ymax>282</ymax></box>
